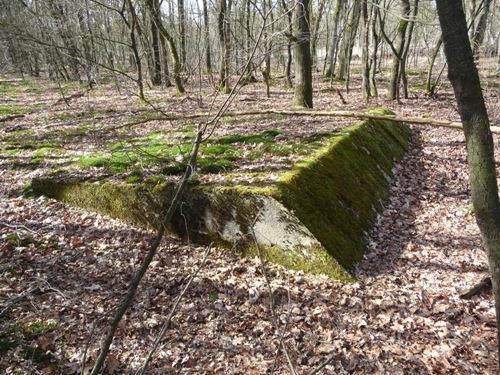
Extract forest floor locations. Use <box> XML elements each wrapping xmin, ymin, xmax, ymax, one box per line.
<box><xmin>1</xmin><ymin>63</ymin><xmax>500</xmax><ymax>374</ymax></box>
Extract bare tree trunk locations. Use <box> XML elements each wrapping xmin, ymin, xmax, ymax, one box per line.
<box><xmin>384</xmin><ymin>0</ymin><xmax>410</xmax><ymax>100</ymax></box>
<box><xmin>472</xmin><ymin>0</ymin><xmax>493</xmax><ymax>59</ymax></box>
<box><xmin>243</xmin><ymin>0</ymin><xmax>257</xmax><ymax>83</ymax></box>
<box><xmin>280</xmin><ymin>0</ymin><xmax>293</xmax><ymax>87</ymax></box>
<box><xmin>400</xmin><ymin>0</ymin><xmax>419</xmax><ymax>99</ymax></box>
<box><xmin>436</xmin><ymin>0</ymin><xmax>500</xmax><ymax>361</ymax></box>
<box><xmin>425</xmin><ymin>36</ymin><xmax>442</xmax><ymax>96</ymax></box>
<box><xmin>324</xmin><ymin>0</ymin><xmax>345</xmax><ymax>79</ymax></box>
<box><xmin>311</xmin><ymin>0</ymin><xmax>326</xmax><ymax>71</ymax></box>
<box><xmin>146</xmin><ymin>0</ymin><xmax>185</xmax><ymax>93</ymax></box>
<box><xmin>361</xmin><ymin>0</ymin><xmax>371</xmax><ymax>100</ymax></box>
<box><xmin>294</xmin><ymin>0</ymin><xmax>313</xmax><ymax>107</ymax></box>
<box><xmin>202</xmin><ymin>0</ymin><xmax>212</xmax><ymax>75</ymax></box>
<box><xmin>149</xmin><ymin>0</ymin><xmax>162</xmax><ymax>86</ymax></box>
<box><xmin>369</xmin><ymin>0</ymin><xmax>380</xmax><ymax>96</ymax></box>
<box><xmin>124</xmin><ymin>0</ymin><xmax>145</xmax><ymax>101</ymax></box>
<box><xmin>336</xmin><ymin>0</ymin><xmax>361</xmax><ymax>81</ymax></box>
<box><xmin>218</xmin><ymin>0</ymin><xmax>232</xmax><ymax>93</ymax></box>
<box><xmin>178</xmin><ymin>0</ymin><xmax>186</xmax><ymax>69</ymax></box>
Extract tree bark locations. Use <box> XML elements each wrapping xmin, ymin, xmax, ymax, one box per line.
<box><xmin>202</xmin><ymin>0</ymin><xmax>212</xmax><ymax>75</ymax></box>
<box><xmin>386</xmin><ymin>0</ymin><xmax>410</xmax><ymax>100</ymax></box>
<box><xmin>146</xmin><ymin>0</ymin><xmax>185</xmax><ymax>93</ymax></box>
<box><xmin>361</xmin><ymin>0</ymin><xmax>371</xmax><ymax>100</ymax></box>
<box><xmin>178</xmin><ymin>0</ymin><xmax>186</xmax><ymax>69</ymax></box>
<box><xmin>472</xmin><ymin>0</ymin><xmax>493</xmax><ymax>59</ymax></box>
<box><xmin>148</xmin><ymin>0</ymin><xmax>162</xmax><ymax>86</ymax></box>
<box><xmin>336</xmin><ymin>0</ymin><xmax>361</xmax><ymax>82</ymax></box>
<box><xmin>435</xmin><ymin>0</ymin><xmax>500</xmax><ymax>361</ymax></box>
<box><xmin>425</xmin><ymin>36</ymin><xmax>442</xmax><ymax>96</ymax></box>
<box><xmin>324</xmin><ymin>0</ymin><xmax>344</xmax><ymax>79</ymax></box>
<box><xmin>311</xmin><ymin>0</ymin><xmax>326</xmax><ymax>71</ymax></box>
<box><xmin>400</xmin><ymin>0</ymin><xmax>419</xmax><ymax>99</ymax></box>
<box><xmin>218</xmin><ymin>0</ymin><xmax>232</xmax><ymax>93</ymax></box>
<box><xmin>294</xmin><ymin>0</ymin><xmax>313</xmax><ymax>108</ymax></box>
<box><xmin>280</xmin><ymin>0</ymin><xmax>294</xmax><ymax>87</ymax></box>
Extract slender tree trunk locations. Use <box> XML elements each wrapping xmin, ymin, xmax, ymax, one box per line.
<box><xmin>400</xmin><ymin>0</ymin><xmax>419</xmax><ymax>99</ymax></box>
<box><xmin>425</xmin><ymin>36</ymin><xmax>442</xmax><ymax>96</ymax></box>
<box><xmin>280</xmin><ymin>0</ymin><xmax>293</xmax><ymax>87</ymax></box>
<box><xmin>369</xmin><ymin>1</ymin><xmax>380</xmax><ymax>96</ymax></box>
<box><xmin>472</xmin><ymin>0</ymin><xmax>493</xmax><ymax>59</ymax></box>
<box><xmin>149</xmin><ymin>0</ymin><xmax>162</xmax><ymax>86</ymax></box>
<box><xmin>336</xmin><ymin>0</ymin><xmax>361</xmax><ymax>81</ymax></box>
<box><xmin>202</xmin><ymin>0</ymin><xmax>212</xmax><ymax>75</ymax></box>
<box><xmin>124</xmin><ymin>0</ymin><xmax>145</xmax><ymax>101</ymax></box>
<box><xmin>161</xmin><ymin>35</ymin><xmax>172</xmax><ymax>87</ymax></box>
<box><xmin>311</xmin><ymin>0</ymin><xmax>326</xmax><ymax>71</ymax></box>
<box><xmin>178</xmin><ymin>0</ymin><xmax>186</xmax><ymax>69</ymax></box>
<box><xmin>386</xmin><ymin>0</ymin><xmax>410</xmax><ymax>100</ymax></box>
<box><xmin>436</xmin><ymin>0</ymin><xmax>500</xmax><ymax>361</ymax></box>
<box><xmin>324</xmin><ymin>0</ymin><xmax>344</xmax><ymax>79</ymax></box>
<box><xmin>218</xmin><ymin>0</ymin><xmax>232</xmax><ymax>93</ymax></box>
<box><xmin>294</xmin><ymin>0</ymin><xmax>313</xmax><ymax>108</ymax></box>
<box><xmin>243</xmin><ymin>0</ymin><xmax>257</xmax><ymax>83</ymax></box>
<box><xmin>262</xmin><ymin>0</ymin><xmax>272</xmax><ymax>97</ymax></box>
<box><xmin>361</xmin><ymin>0</ymin><xmax>371</xmax><ymax>99</ymax></box>
<box><xmin>146</xmin><ymin>0</ymin><xmax>185</xmax><ymax>93</ymax></box>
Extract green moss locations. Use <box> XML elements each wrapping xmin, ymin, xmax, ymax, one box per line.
<box><xmin>20</xmin><ymin>346</ymin><xmax>54</xmax><ymax>363</ymax></box>
<box><xmin>0</xmin><ymin>104</ymin><xmax>29</xmax><ymax>116</ymax></box>
<box><xmin>245</xmin><ymin>244</ymin><xmax>354</xmax><ymax>281</ymax></box>
<box><xmin>0</xmin><ymin>337</ymin><xmax>17</xmax><ymax>353</ymax></box>
<box><xmin>23</xmin><ymin>320</ymin><xmax>57</xmax><ymax>337</ymax></box>
<box><xmin>32</xmin><ymin>178</ymin><xmax>176</xmax><ymax>229</ymax></box>
<box><xmin>5</xmin><ymin>231</ymin><xmax>40</xmax><ymax>246</ymax></box>
<box><xmin>79</xmin><ymin>153</ymin><xmax>110</xmax><ymax>168</ymax></box>
<box><xmin>271</xmin><ymin>117</ymin><xmax>410</xmax><ymax>271</ymax></box>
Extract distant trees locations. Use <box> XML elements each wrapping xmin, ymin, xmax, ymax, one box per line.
<box><xmin>0</xmin><ymin>0</ymin><xmax>497</xmax><ymax>104</ymax></box>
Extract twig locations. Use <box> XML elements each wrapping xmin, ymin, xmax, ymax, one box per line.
<box><xmin>138</xmin><ymin>244</ymin><xmax>212</xmax><ymax>375</ymax></box>
<box><xmin>270</xmin><ymin>270</ymin><xmax>293</xmax><ymax>375</ymax></box>
<box><xmin>460</xmin><ymin>277</ymin><xmax>492</xmax><ymax>299</ymax></box>
<box><xmin>0</xmin><ymin>285</ymin><xmax>40</xmax><ymax>319</ymax></box>
<box><xmin>249</xmin><ymin>225</ymin><xmax>298</xmax><ymax>375</ymax></box>
<box><xmin>81</xmin><ymin>322</ymin><xmax>96</xmax><ymax>375</ymax></box>
<box><xmin>307</xmin><ymin>352</ymin><xmax>336</xmax><ymax>375</ymax></box>
<box><xmin>0</xmin><ymin>114</ymin><xmax>25</xmax><ymax>123</ymax></box>
<box><xmin>0</xmin><ymin>221</ymin><xmax>38</xmax><ymax>234</ymax></box>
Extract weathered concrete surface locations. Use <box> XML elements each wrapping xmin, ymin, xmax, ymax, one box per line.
<box><xmin>32</xmin><ymin>114</ymin><xmax>410</xmax><ymax>281</ymax></box>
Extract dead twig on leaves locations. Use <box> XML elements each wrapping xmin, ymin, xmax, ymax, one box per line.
<box><xmin>460</xmin><ymin>276</ymin><xmax>492</xmax><ymax>299</ymax></box>
<box><xmin>54</xmin><ymin>91</ymin><xmax>85</xmax><ymax>106</ymax></box>
<box><xmin>0</xmin><ymin>114</ymin><xmax>25</xmax><ymax>123</ymax></box>
<box><xmin>138</xmin><ymin>244</ymin><xmax>212</xmax><ymax>375</ymax></box>
<box><xmin>270</xmin><ymin>270</ymin><xmax>293</xmax><ymax>375</ymax></box>
<box><xmin>249</xmin><ymin>224</ymin><xmax>298</xmax><ymax>375</ymax></box>
<box><xmin>0</xmin><ymin>278</ymin><xmax>64</xmax><ymax>319</ymax></box>
<box><xmin>0</xmin><ymin>285</ymin><xmax>41</xmax><ymax>319</ymax></box>
<box><xmin>81</xmin><ymin>322</ymin><xmax>96</xmax><ymax>375</ymax></box>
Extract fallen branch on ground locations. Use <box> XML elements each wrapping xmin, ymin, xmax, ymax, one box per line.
<box><xmin>0</xmin><ymin>114</ymin><xmax>25</xmax><ymax>123</ymax></box>
<box><xmin>105</xmin><ymin>108</ymin><xmax>500</xmax><ymax>134</ymax></box>
<box><xmin>460</xmin><ymin>277</ymin><xmax>492</xmax><ymax>299</ymax></box>
<box><xmin>54</xmin><ymin>91</ymin><xmax>85</xmax><ymax>106</ymax></box>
